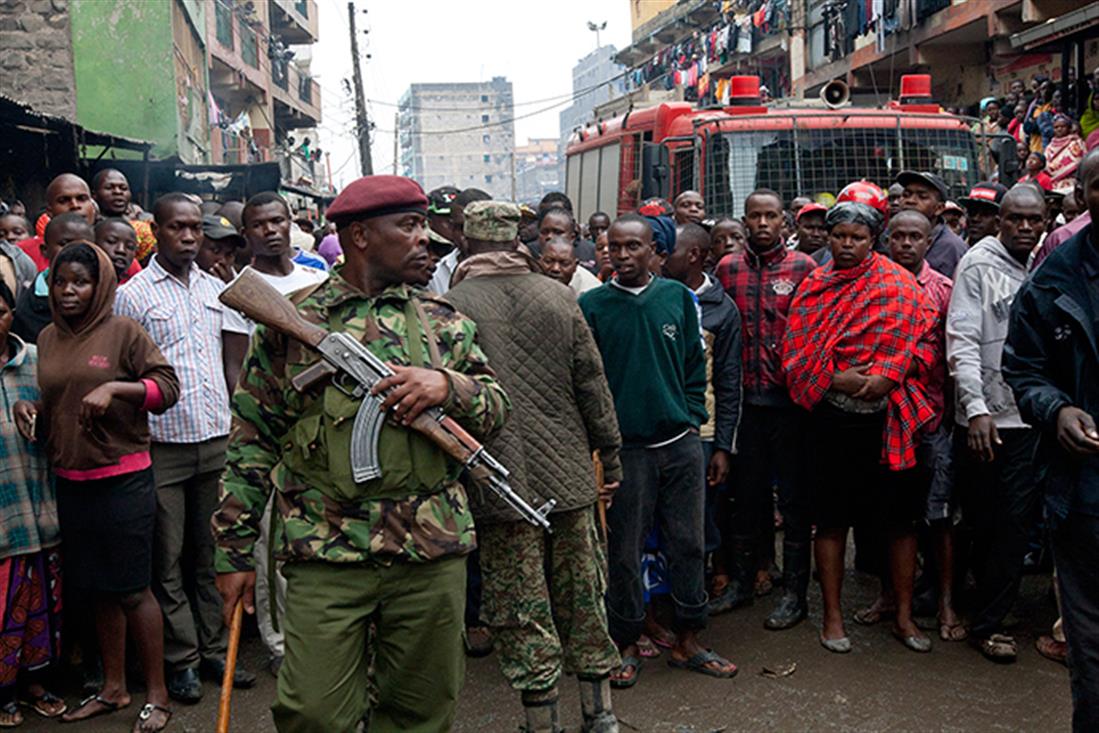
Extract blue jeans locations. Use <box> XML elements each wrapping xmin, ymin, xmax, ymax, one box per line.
<box><xmin>605</xmin><ymin>433</ymin><xmax>707</xmax><ymax>647</ymax></box>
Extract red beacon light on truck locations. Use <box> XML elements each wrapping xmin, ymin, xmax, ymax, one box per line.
<box><xmin>722</xmin><ymin>75</ymin><xmax>768</xmax><ymax>115</ymax></box>
<box><xmin>890</xmin><ymin>74</ymin><xmax>940</xmax><ymax>113</ymax></box>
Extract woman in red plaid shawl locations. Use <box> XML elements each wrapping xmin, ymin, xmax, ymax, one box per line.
<box><xmin>782</xmin><ymin>201</ymin><xmax>939</xmax><ymax>655</ymax></box>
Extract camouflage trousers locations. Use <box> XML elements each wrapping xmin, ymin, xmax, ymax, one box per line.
<box><xmin>478</xmin><ymin>506</ymin><xmax>621</xmax><ymax>692</ymax></box>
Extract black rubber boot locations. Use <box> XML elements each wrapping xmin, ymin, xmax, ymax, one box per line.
<box><xmin>578</xmin><ymin>675</ymin><xmax>618</xmax><ymax>733</ymax></box>
<box><xmin>765</xmin><ymin>541</ymin><xmax>810</xmax><ymax>630</ymax></box>
<box><xmin>521</xmin><ymin>688</ymin><xmax>562</xmax><ymax>733</ymax></box>
<box><xmin>708</xmin><ymin>536</ymin><xmax>755</xmax><ymax>615</ymax></box>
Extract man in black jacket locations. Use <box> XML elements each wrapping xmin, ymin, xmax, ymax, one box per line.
<box><xmin>1003</xmin><ymin>148</ymin><xmax>1099</xmax><ymax>733</ymax></box>
<box><xmin>663</xmin><ymin>225</ymin><xmax>742</xmax><ymax>603</ymax></box>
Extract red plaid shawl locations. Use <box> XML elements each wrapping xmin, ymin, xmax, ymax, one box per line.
<box><xmin>783</xmin><ymin>253</ymin><xmax>938</xmax><ymax>470</ymax></box>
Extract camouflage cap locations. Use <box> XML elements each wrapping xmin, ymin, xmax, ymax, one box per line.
<box><xmin>463</xmin><ymin>201</ymin><xmax>520</xmax><ymax>243</ymax></box>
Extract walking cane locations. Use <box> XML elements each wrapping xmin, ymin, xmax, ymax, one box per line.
<box><xmin>593</xmin><ymin>451</ymin><xmax>608</xmax><ymax>541</ymax></box>
<box><xmin>216</xmin><ymin>599</ymin><xmax>244</xmax><ymax>733</ymax></box>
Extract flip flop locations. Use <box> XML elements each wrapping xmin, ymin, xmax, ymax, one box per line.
<box><xmin>61</xmin><ymin>694</ymin><xmax>127</xmax><ymax>724</ymax></box>
<box><xmin>972</xmin><ymin>633</ymin><xmax>1017</xmax><ymax>663</ymax></box>
<box><xmin>939</xmin><ymin>622</ymin><xmax>968</xmax><ymax>642</ymax></box>
<box><xmin>18</xmin><ymin>690</ymin><xmax>67</xmax><ymax>718</ymax></box>
<box><xmin>610</xmin><ymin>655</ymin><xmax>642</xmax><ymax>689</ymax></box>
<box><xmin>636</xmin><ymin>635</ymin><xmax>661</xmax><ymax>658</ymax></box>
<box><xmin>134</xmin><ymin>703</ymin><xmax>172</xmax><ymax>733</ymax></box>
<box><xmin>0</xmin><ymin>701</ymin><xmax>23</xmax><ymax>729</ymax></box>
<box><xmin>853</xmin><ymin>605</ymin><xmax>895</xmax><ymax>626</ymax></box>
<box><xmin>668</xmin><ymin>649</ymin><xmax>738</xmax><ymax>679</ymax></box>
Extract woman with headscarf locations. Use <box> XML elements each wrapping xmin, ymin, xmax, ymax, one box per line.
<box><xmin>782</xmin><ymin>202</ymin><xmax>938</xmax><ymax>655</ymax></box>
<box><xmin>1045</xmin><ymin>114</ymin><xmax>1088</xmax><ymax>195</ymax></box>
<box><xmin>1080</xmin><ymin>92</ymin><xmax>1099</xmax><ymax>140</ymax></box>
<box><xmin>11</xmin><ymin>243</ymin><xmax>179</xmax><ymax>732</ymax></box>
<box><xmin>0</xmin><ymin>281</ymin><xmax>66</xmax><ymax>726</ymax></box>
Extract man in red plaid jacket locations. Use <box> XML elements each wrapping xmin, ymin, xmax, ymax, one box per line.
<box><xmin>711</xmin><ymin>189</ymin><xmax>816</xmax><ymax>630</ymax></box>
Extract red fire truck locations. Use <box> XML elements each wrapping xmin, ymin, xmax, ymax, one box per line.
<box><xmin>564</xmin><ymin>75</ymin><xmax>1015</xmax><ymax>218</ymax></box>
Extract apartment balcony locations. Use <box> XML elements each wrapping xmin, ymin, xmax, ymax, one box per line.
<box><xmin>209</xmin><ymin>0</ymin><xmax>270</xmax><ymax>102</ymax></box>
<box><xmin>272</xmin><ymin>60</ymin><xmax>321</xmax><ymax>129</ymax></box>
<box><xmin>269</xmin><ymin>0</ymin><xmax>318</xmax><ymax>45</ymax></box>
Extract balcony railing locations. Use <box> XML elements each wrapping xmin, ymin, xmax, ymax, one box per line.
<box><xmin>272</xmin><ymin>60</ymin><xmax>321</xmax><ymax>124</ymax></box>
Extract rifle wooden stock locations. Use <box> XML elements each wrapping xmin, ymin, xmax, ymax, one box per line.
<box><xmin>219</xmin><ymin>269</ymin><xmax>328</xmax><ymax>348</ymax></box>
<box><xmin>216</xmin><ymin>599</ymin><xmax>243</xmax><ymax>733</ymax></box>
<box><xmin>407</xmin><ymin>412</ymin><xmax>479</xmax><ymax>465</ymax></box>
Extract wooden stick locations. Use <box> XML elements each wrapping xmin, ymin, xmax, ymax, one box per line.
<box><xmin>593</xmin><ymin>452</ymin><xmax>608</xmax><ymax>541</ymax></box>
<box><xmin>216</xmin><ymin>600</ymin><xmax>244</xmax><ymax>733</ymax></box>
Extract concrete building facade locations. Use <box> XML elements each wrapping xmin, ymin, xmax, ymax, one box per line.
<box><xmin>558</xmin><ymin>45</ymin><xmax>626</xmax><ymax>184</ymax></box>
<box><xmin>398</xmin><ymin>77</ymin><xmax>515</xmax><ymax>199</ymax></box>
<box><xmin>514</xmin><ymin>137</ymin><xmax>559</xmax><ymax>205</ymax></box>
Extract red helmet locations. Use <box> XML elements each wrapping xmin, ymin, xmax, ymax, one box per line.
<box><xmin>837</xmin><ymin>180</ymin><xmax>888</xmax><ymax>216</ymax></box>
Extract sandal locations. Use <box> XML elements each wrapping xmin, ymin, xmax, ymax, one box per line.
<box><xmin>635</xmin><ymin>635</ymin><xmax>661</xmax><ymax>658</ymax></box>
<box><xmin>609</xmin><ymin>655</ymin><xmax>641</xmax><ymax>689</ymax></box>
<box><xmin>133</xmin><ymin>703</ymin><xmax>172</xmax><ymax>733</ymax></box>
<box><xmin>853</xmin><ymin>604</ymin><xmax>895</xmax><ymax>626</ymax></box>
<box><xmin>972</xmin><ymin>633</ymin><xmax>1017</xmax><ymax>663</ymax></box>
<box><xmin>939</xmin><ymin>621</ymin><xmax>968</xmax><ymax>642</ymax></box>
<box><xmin>61</xmin><ymin>694</ymin><xmax>127</xmax><ymax>724</ymax></box>
<box><xmin>0</xmin><ymin>701</ymin><xmax>23</xmax><ymax>729</ymax></box>
<box><xmin>18</xmin><ymin>690</ymin><xmax>67</xmax><ymax>718</ymax></box>
<box><xmin>1035</xmin><ymin>635</ymin><xmax>1067</xmax><ymax>666</ymax></box>
<box><xmin>668</xmin><ymin>649</ymin><xmax>738</xmax><ymax>679</ymax></box>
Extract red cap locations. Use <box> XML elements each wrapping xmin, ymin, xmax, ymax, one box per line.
<box><xmin>837</xmin><ymin>180</ymin><xmax>888</xmax><ymax>215</ymax></box>
<box><xmin>326</xmin><ymin>175</ymin><xmax>428</xmax><ymax>221</ymax></box>
<box><xmin>796</xmin><ymin>203</ymin><xmax>827</xmax><ymax>221</ymax></box>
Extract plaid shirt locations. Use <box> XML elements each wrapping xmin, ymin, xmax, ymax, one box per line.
<box><xmin>0</xmin><ymin>336</ymin><xmax>59</xmax><ymax>559</ymax></box>
<box><xmin>915</xmin><ymin>261</ymin><xmax>953</xmax><ymax>432</ymax></box>
<box><xmin>115</xmin><ymin>256</ymin><xmax>249</xmax><ymax>444</ymax></box>
<box><xmin>783</xmin><ymin>253</ymin><xmax>938</xmax><ymax>470</ymax></box>
<box><xmin>714</xmin><ymin>243</ymin><xmax>816</xmax><ymax>405</ymax></box>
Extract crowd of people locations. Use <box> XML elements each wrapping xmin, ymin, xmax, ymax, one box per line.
<box><xmin>0</xmin><ymin>134</ymin><xmax>1097</xmax><ymax>733</ymax></box>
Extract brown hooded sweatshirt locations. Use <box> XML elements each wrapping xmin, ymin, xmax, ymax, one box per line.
<box><xmin>36</xmin><ymin>243</ymin><xmax>179</xmax><ymax>478</ymax></box>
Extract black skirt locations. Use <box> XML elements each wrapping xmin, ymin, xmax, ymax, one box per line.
<box><xmin>808</xmin><ymin>404</ymin><xmax>928</xmax><ymax>531</ymax></box>
<box><xmin>56</xmin><ymin>467</ymin><xmax>156</xmax><ymax>594</ymax></box>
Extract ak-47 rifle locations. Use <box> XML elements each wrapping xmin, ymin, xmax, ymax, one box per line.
<box><xmin>220</xmin><ymin>269</ymin><xmax>555</xmax><ymax>530</ymax></box>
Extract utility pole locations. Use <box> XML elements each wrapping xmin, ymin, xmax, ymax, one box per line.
<box><xmin>348</xmin><ymin>1</ymin><xmax>373</xmax><ymax>175</ymax></box>
<box><xmin>392</xmin><ymin>112</ymin><xmax>398</xmax><ymax>175</ymax></box>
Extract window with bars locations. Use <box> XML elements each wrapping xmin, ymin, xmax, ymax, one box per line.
<box><xmin>215</xmin><ymin>0</ymin><xmax>233</xmax><ymax>49</ymax></box>
<box><xmin>240</xmin><ymin>20</ymin><xmax>258</xmax><ymax>67</ymax></box>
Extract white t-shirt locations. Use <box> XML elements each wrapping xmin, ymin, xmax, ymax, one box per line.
<box><xmin>568</xmin><ymin>265</ymin><xmax>603</xmax><ymax>295</ymax></box>
<box><xmin>233</xmin><ymin>263</ymin><xmax>328</xmax><ymax>332</ymax></box>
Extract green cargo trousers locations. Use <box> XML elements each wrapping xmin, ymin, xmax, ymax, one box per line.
<box><xmin>273</xmin><ymin>556</ymin><xmax>466</xmax><ymax>733</ymax></box>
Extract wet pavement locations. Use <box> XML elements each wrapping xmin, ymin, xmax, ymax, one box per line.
<box><xmin>21</xmin><ymin>570</ymin><xmax>1071</xmax><ymax>732</ymax></box>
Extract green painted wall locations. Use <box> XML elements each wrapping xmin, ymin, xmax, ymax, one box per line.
<box><xmin>70</xmin><ymin>1</ymin><xmax>177</xmax><ymax>159</ymax></box>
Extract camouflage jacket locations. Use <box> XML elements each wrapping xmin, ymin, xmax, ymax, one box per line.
<box><xmin>212</xmin><ymin>270</ymin><xmax>510</xmax><ymax>572</ymax></box>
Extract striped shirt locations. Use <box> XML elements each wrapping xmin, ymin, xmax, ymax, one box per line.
<box><xmin>115</xmin><ymin>256</ymin><xmax>249</xmax><ymax>444</ymax></box>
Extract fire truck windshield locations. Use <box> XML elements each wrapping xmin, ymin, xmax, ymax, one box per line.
<box><xmin>703</xmin><ymin>119</ymin><xmax>981</xmax><ymax>216</ymax></box>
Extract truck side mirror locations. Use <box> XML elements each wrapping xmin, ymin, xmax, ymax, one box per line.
<box><xmin>995</xmin><ymin>135</ymin><xmax>1021</xmax><ymax>187</ymax></box>
<box><xmin>641</xmin><ymin>142</ymin><xmax>669</xmax><ymax>200</ymax></box>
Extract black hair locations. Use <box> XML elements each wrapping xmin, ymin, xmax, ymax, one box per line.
<box><xmin>94</xmin><ymin>217</ymin><xmax>136</xmax><ymax>238</ymax></box>
<box><xmin>45</xmin><ymin>212</ymin><xmax>93</xmax><ymax>242</ymax></box>
<box><xmin>0</xmin><ymin>280</ymin><xmax>14</xmax><ymax>312</ymax></box>
<box><xmin>610</xmin><ymin>213</ymin><xmax>653</xmax><ymax>238</ymax></box>
<box><xmin>153</xmin><ymin>192</ymin><xmax>200</xmax><ymax>224</ymax></box>
<box><xmin>455</xmin><ymin>188</ymin><xmax>491</xmax><ymax>208</ymax></box>
<box><xmin>588</xmin><ymin>211</ymin><xmax>610</xmax><ymax>222</ymax></box>
<box><xmin>538</xmin><ymin>192</ymin><xmax>573</xmax><ymax>212</ymax></box>
<box><xmin>53</xmin><ymin>242</ymin><xmax>100</xmax><ymax>282</ymax></box>
<box><xmin>1003</xmin><ymin>184</ymin><xmax>1047</xmax><ymax>211</ymax></box>
<box><xmin>91</xmin><ymin>168</ymin><xmax>126</xmax><ymax>190</ymax></box>
<box><xmin>242</xmin><ymin>191</ymin><xmax>291</xmax><ymax>227</ymax></box>
<box><xmin>887</xmin><ymin>209</ymin><xmax>932</xmax><ymax>232</ymax></box>
<box><xmin>744</xmin><ymin>188</ymin><xmax>784</xmax><ymax>209</ymax></box>
<box><xmin>676</xmin><ymin>223</ymin><xmax>710</xmax><ymax>251</ymax></box>
<box><xmin>537</xmin><ymin>206</ymin><xmax>575</xmax><ymax>227</ymax></box>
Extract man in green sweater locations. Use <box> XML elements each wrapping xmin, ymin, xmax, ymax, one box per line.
<box><xmin>579</xmin><ymin>214</ymin><xmax>738</xmax><ymax>688</ymax></box>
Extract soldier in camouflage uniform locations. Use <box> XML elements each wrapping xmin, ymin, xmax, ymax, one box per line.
<box><xmin>445</xmin><ymin>202</ymin><xmax>623</xmax><ymax>733</ymax></box>
<box><xmin>212</xmin><ymin>176</ymin><xmax>510</xmax><ymax>733</ymax></box>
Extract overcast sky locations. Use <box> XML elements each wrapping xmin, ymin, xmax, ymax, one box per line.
<box><xmin>310</xmin><ymin>0</ymin><xmax>633</xmax><ymax>188</ymax></box>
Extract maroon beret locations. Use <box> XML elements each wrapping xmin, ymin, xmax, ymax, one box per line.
<box><xmin>325</xmin><ymin>175</ymin><xmax>428</xmax><ymax>221</ymax></box>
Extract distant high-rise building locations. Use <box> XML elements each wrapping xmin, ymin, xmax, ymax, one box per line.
<box><xmin>514</xmin><ymin>138</ymin><xmax>560</xmax><ymax>205</ymax></box>
<box><xmin>398</xmin><ymin>78</ymin><xmax>515</xmax><ymax>198</ymax></box>
<box><xmin>558</xmin><ymin>46</ymin><xmax>625</xmax><ymax>190</ymax></box>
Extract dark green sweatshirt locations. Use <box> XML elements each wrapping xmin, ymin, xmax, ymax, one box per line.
<box><xmin>579</xmin><ymin>277</ymin><xmax>708</xmax><ymax>446</ymax></box>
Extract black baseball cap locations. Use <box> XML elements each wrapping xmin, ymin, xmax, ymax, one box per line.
<box><xmin>202</xmin><ymin>214</ymin><xmax>244</xmax><ymax>245</ymax></box>
<box><xmin>958</xmin><ymin>181</ymin><xmax>1008</xmax><ymax>212</ymax></box>
<box><xmin>427</xmin><ymin>186</ymin><xmax>460</xmax><ymax>216</ymax></box>
<box><xmin>896</xmin><ymin>171</ymin><xmax>949</xmax><ymax>201</ymax></box>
